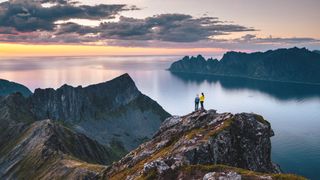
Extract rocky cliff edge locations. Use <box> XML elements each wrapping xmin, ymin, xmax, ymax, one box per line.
<box><xmin>106</xmin><ymin>110</ymin><xmax>305</xmax><ymax>180</ymax></box>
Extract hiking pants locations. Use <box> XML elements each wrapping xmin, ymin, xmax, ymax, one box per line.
<box><xmin>195</xmin><ymin>102</ymin><xmax>199</xmax><ymax>110</ymax></box>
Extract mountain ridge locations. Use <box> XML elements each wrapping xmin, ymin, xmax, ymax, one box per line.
<box><xmin>0</xmin><ymin>79</ymin><xmax>32</xmax><ymax>97</ymax></box>
<box><xmin>0</xmin><ymin>74</ymin><xmax>170</xmax><ymax>153</ymax></box>
<box><xmin>30</xmin><ymin>73</ymin><xmax>170</xmax><ymax>151</ymax></box>
<box><xmin>0</xmin><ymin>74</ymin><xmax>170</xmax><ymax>179</ymax></box>
<box><xmin>0</xmin><ymin>119</ymin><xmax>113</xmax><ymax>179</ymax></box>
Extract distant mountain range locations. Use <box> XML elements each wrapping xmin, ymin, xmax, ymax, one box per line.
<box><xmin>0</xmin><ymin>79</ymin><xmax>32</xmax><ymax>97</ymax></box>
<box><xmin>169</xmin><ymin>47</ymin><xmax>320</xmax><ymax>84</ymax></box>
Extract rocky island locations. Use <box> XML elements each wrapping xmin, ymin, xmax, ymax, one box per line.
<box><xmin>169</xmin><ymin>47</ymin><xmax>320</xmax><ymax>84</ymax></box>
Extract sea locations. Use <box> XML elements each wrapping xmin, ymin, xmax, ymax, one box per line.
<box><xmin>1</xmin><ymin>55</ymin><xmax>319</xmax><ymax>179</ymax></box>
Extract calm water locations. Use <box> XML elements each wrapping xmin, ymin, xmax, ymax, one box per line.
<box><xmin>1</xmin><ymin>56</ymin><xmax>320</xmax><ymax>179</ymax></box>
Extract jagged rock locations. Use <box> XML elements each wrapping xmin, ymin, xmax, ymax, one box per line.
<box><xmin>143</xmin><ymin>159</ymin><xmax>170</xmax><ymax>175</ymax></box>
<box><xmin>0</xmin><ymin>74</ymin><xmax>170</xmax><ymax>153</ymax></box>
<box><xmin>105</xmin><ymin>110</ymin><xmax>306</xmax><ymax>180</ymax></box>
<box><xmin>203</xmin><ymin>171</ymin><xmax>241</xmax><ymax>180</ymax></box>
<box><xmin>30</xmin><ymin>73</ymin><xmax>170</xmax><ymax>151</ymax></box>
<box><xmin>0</xmin><ymin>74</ymin><xmax>171</xmax><ymax>179</ymax></box>
<box><xmin>169</xmin><ymin>47</ymin><xmax>320</xmax><ymax>84</ymax></box>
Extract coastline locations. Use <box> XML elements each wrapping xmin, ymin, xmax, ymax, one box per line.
<box><xmin>168</xmin><ymin>69</ymin><xmax>320</xmax><ymax>86</ymax></box>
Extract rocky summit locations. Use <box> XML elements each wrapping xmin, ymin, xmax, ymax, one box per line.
<box><xmin>29</xmin><ymin>73</ymin><xmax>170</xmax><ymax>152</ymax></box>
<box><xmin>106</xmin><ymin>110</ymin><xmax>305</xmax><ymax>180</ymax></box>
<box><xmin>0</xmin><ymin>74</ymin><xmax>171</xmax><ymax>178</ymax></box>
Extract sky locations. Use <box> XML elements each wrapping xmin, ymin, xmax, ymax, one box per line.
<box><xmin>0</xmin><ymin>0</ymin><xmax>319</xmax><ymax>57</ymax></box>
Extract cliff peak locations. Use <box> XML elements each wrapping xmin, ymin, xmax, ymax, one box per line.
<box><xmin>87</xmin><ymin>73</ymin><xmax>134</xmax><ymax>87</ymax></box>
<box><xmin>105</xmin><ymin>110</ymin><xmax>290</xmax><ymax>179</ymax></box>
<box><xmin>30</xmin><ymin>74</ymin><xmax>170</xmax><ymax>151</ymax></box>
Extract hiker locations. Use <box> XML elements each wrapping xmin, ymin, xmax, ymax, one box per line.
<box><xmin>194</xmin><ymin>94</ymin><xmax>200</xmax><ymax>111</ymax></box>
<box><xmin>200</xmin><ymin>93</ymin><xmax>205</xmax><ymax>110</ymax></box>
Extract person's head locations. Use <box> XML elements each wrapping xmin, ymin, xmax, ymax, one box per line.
<box><xmin>201</xmin><ymin>92</ymin><xmax>204</xmax><ymax>96</ymax></box>
<box><xmin>196</xmin><ymin>94</ymin><xmax>199</xmax><ymax>97</ymax></box>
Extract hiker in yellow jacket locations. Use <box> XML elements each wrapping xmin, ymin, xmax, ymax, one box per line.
<box><xmin>200</xmin><ymin>93</ymin><xmax>205</xmax><ymax>110</ymax></box>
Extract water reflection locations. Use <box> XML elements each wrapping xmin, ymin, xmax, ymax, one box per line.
<box><xmin>0</xmin><ymin>56</ymin><xmax>177</xmax><ymax>91</ymax></box>
<box><xmin>0</xmin><ymin>56</ymin><xmax>319</xmax><ymax>179</ymax></box>
<box><xmin>171</xmin><ymin>72</ymin><xmax>320</xmax><ymax>101</ymax></box>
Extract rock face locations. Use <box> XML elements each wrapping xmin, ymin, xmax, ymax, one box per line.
<box><xmin>0</xmin><ymin>93</ymin><xmax>35</xmax><ymax>155</ymax></box>
<box><xmin>29</xmin><ymin>73</ymin><xmax>170</xmax><ymax>151</ymax></box>
<box><xmin>0</xmin><ymin>79</ymin><xmax>32</xmax><ymax>97</ymax></box>
<box><xmin>0</xmin><ymin>119</ymin><xmax>114</xmax><ymax>179</ymax></box>
<box><xmin>0</xmin><ymin>93</ymin><xmax>305</xmax><ymax>179</ymax></box>
<box><xmin>105</xmin><ymin>110</ymin><xmax>299</xmax><ymax>180</ymax></box>
<box><xmin>0</xmin><ymin>93</ymin><xmax>118</xmax><ymax>179</ymax></box>
<box><xmin>30</xmin><ymin>73</ymin><xmax>140</xmax><ymax>123</ymax></box>
<box><xmin>169</xmin><ymin>47</ymin><xmax>320</xmax><ymax>84</ymax></box>
<box><xmin>0</xmin><ymin>74</ymin><xmax>170</xmax><ymax>158</ymax></box>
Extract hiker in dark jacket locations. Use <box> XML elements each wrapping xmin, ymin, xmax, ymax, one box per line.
<box><xmin>195</xmin><ymin>94</ymin><xmax>200</xmax><ymax>111</ymax></box>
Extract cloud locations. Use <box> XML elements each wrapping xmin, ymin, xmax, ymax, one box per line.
<box><xmin>0</xmin><ymin>27</ymin><xmax>18</xmax><ymax>34</ymax></box>
<box><xmin>0</xmin><ymin>0</ymin><xmax>128</xmax><ymax>31</ymax></box>
<box><xmin>39</xmin><ymin>0</ymin><xmax>70</xmax><ymax>5</ymax></box>
<box><xmin>0</xmin><ymin>0</ymin><xmax>318</xmax><ymax>51</ymax></box>
<box><xmin>100</xmin><ymin>35</ymin><xmax>320</xmax><ymax>53</ymax></box>
<box><xmin>98</xmin><ymin>14</ymin><xmax>255</xmax><ymax>42</ymax></box>
<box><xmin>236</xmin><ymin>34</ymin><xmax>320</xmax><ymax>44</ymax></box>
<box><xmin>56</xmin><ymin>22</ymin><xmax>97</xmax><ymax>35</ymax></box>
<box><xmin>0</xmin><ymin>0</ymin><xmax>256</xmax><ymax>43</ymax></box>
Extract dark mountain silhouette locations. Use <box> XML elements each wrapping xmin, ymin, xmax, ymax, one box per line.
<box><xmin>169</xmin><ymin>47</ymin><xmax>320</xmax><ymax>84</ymax></box>
<box><xmin>0</xmin><ymin>74</ymin><xmax>170</xmax><ymax>157</ymax></box>
<box><xmin>0</xmin><ymin>79</ymin><xmax>32</xmax><ymax>97</ymax></box>
<box><xmin>0</xmin><ymin>74</ymin><xmax>170</xmax><ymax>178</ymax></box>
<box><xmin>30</xmin><ymin>73</ymin><xmax>170</xmax><ymax>152</ymax></box>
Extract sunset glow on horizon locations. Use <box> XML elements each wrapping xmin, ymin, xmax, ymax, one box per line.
<box><xmin>0</xmin><ymin>43</ymin><xmax>229</xmax><ymax>57</ymax></box>
<box><xmin>0</xmin><ymin>0</ymin><xmax>319</xmax><ymax>57</ymax></box>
